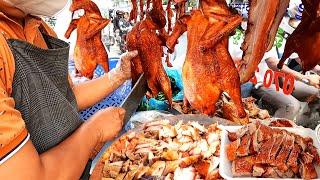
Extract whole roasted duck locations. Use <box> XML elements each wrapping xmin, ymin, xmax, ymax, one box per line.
<box><xmin>166</xmin><ymin>0</ymin><xmax>248</xmax><ymax>124</ymax></box>
<box><xmin>65</xmin><ymin>0</ymin><xmax>110</xmax><ymax>79</ymax></box>
<box><xmin>127</xmin><ymin>0</ymin><xmax>173</xmax><ymax>106</ymax></box>
<box><xmin>278</xmin><ymin>0</ymin><xmax>320</xmax><ymax>72</ymax></box>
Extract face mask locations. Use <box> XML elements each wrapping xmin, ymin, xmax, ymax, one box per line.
<box><xmin>4</xmin><ymin>0</ymin><xmax>69</xmax><ymax>17</ymax></box>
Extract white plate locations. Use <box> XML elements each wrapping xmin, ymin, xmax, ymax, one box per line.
<box><xmin>219</xmin><ymin>125</ymin><xmax>320</xmax><ymax>180</ymax></box>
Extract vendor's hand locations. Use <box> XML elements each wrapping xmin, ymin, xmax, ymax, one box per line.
<box><xmin>117</xmin><ymin>50</ymin><xmax>139</xmax><ymax>80</ymax></box>
<box><xmin>87</xmin><ymin>107</ymin><xmax>125</xmax><ymax>142</ymax></box>
<box><xmin>304</xmin><ymin>74</ymin><xmax>320</xmax><ymax>88</ymax></box>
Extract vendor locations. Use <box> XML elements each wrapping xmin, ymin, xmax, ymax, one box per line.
<box><xmin>0</xmin><ymin>0</ymin><xmax>138</xmax><ymax>179</ymax></box>
<box><xmin>252</xmin><ymin>49</ymin><xmax>320</xmax><ymax>126</ymax></box>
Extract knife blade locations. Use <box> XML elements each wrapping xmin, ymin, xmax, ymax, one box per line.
<box><xmin>120</xmin><ymin>74</ymin><xmax>148</xmax><ymax>125</ymax></box>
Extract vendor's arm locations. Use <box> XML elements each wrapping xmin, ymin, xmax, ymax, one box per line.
<box><xmin>266</xmin><ymin>57</ymin><xmax>305</xmax><ymax>80</ymax></box>
<box><xmin>0</xmin><ymin>107</ymin><xmax>125</xmax><ymax>180</ymax></box>
<box><xmin>71</xmin><ymin>50</ymin><xmax>138</xmax><ymax>111</ymax></box>
<box><xmin>266</xmin><ymin>57</ymin><xmax>320</xmax><ymax>88</ymax></box>
<box><xmin>0</xmin><ymin>31</ymin><xmax>125</xmax><ymax>179</ymax></box>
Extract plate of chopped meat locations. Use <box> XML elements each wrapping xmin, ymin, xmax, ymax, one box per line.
<box><xmin>220</xmin><ymin>122</ymin><xmax>320</xmax><ymax>179</ymax></box>
<box><xmin>90</xmin><ymin>115</ymin><xmax>235</xmax><ymax>180</ymax></box>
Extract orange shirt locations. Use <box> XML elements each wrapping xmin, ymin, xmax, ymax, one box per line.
<box><xmin>0</xmin><ymin>12</ymin><xmax>56</xmax><ymax>163</ymax></box>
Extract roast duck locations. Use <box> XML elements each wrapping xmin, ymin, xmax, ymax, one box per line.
<box><xmin>227</xmin><ymin>122</ymin><xmax>320</xmax><ymax>179</ymax></box>
<box><xmin>127</xmin><ymin>0</ymin><xmax>173</xmax><ymax>106</ymax></box>
<box><xmin>65</xmin><ymin>0</ymin><xmax>110</xmax><ymax>79</ymax></box>
<box><xmin>239</xmin><ymin>0</ymin><xmax>320</xmax><ymax>83</ymax></box>
<box><xmin>166</xmin><ymin>0</ymin><xmax>249</xmax><ymax>124</ymax></box>
<box><xmin>278</xmin><ymin>0</ymin><xmax>320</xmax><ymax>72</ymax></box>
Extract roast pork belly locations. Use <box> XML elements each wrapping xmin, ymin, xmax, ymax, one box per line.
<box><xmin>287</xmin><ymin>144</ymin><xmax>302</xmax><ymax>174</ymax></box>
<box><xmin>232</xmin><ymin>156</ymin><xmax>255</xmax><ymax>177</ymax></box>
<box><xmin>268</xmin><ymin>134</ymin><xmax>286</xmax><ymax>164</ymax></box>
<box><xmin>275</xmin><ymin>135</ymin><xmax>295</xmax><ymax>171</ymax></box>
<box><xmin>255</xmin><ymin>136</ymin><xmax>276</xmax><ymax>164</ymax></box>
<box><xmin>299</xmin><ymin>163</ymin><xmax>318</xmax><ymax>179</ymax></box>
<box><xmin>237</xmin><ymin>134</ymin><xmax>251</xmax><ymax>157</ymax></box>
<box><xmin>227</xmin><ymin>122</ymin><xmax>320</xmax><ymax>178</ymax></box>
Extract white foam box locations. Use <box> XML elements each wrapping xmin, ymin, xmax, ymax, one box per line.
<box><xmin>219</xmin><ymin>125</ymin><xmax>320</xmax><ymax>180</ymax></box>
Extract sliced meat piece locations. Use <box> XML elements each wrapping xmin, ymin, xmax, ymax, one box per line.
<box><xmin>103</xmin><ymin>161</ymin><xmax>124</xmax><ymax>178</ymax></box>
<box><xmin>194</xmin><ymin>160</ymin><xmax>210</xmax><ymax>177</ymax></box>
<box><xmin>115</xmin><ymin>173</ymin><xmax>127</xmax><ymax>180</ymax></box>
<box><xmin>306</xmin><ymin>144</ymin><xmax>320</xmax><ymax>165</ymax></box>
<box><xmin>274</xmin><ymin>135</ymin><xmax>295</xmax><ymax>171</ymax></box>
<box><xmin>228</xmin><ymin>131</ymin><xmax>238</xmax><ymax>142</ymax></box>
<box><xmin>275</xmin><ymin>168</ymin><xmax>295</xmax><ymax>178</ymax></box>
<box><xmin>299</xmin><ymin>163</ymin><xmax>318</xmax><ymax>179</ymax></box>
<box><xmin>252</xmin><ymin>164</ymin><xmax>265</xmax><ymax>177</ymax></box>
<box><xmin>179</xmin><ymin>155</ymin><xmax>202</xmax><ymax>168</ymax></box>
<box><xmin>287</xmin><ymin>144</ymin><xmax>301</xmax><ymax>173</ymax></box>
<box><xmin>255</xmin><ymin>136</ymin><xmax>276</xmax><ymax>164</ymax></box>
<box><xmin>236</xmin><ymin>134</ymin><xmax>251</xmax><ymax>157</ymax></box>
<box><xmin>294</xmin><ymin>134</ymin><xmax>313</xmax><ymax>151</ymax></box>
<box><xmin>206</xmin><ymin>169</ymin><xmax>221</xmax><ymax>180</ymax></box>
<box><xmin>250</xmin><ymin>129</ymin><xmax>260</xmax><ymax>154</ymax></box>
<box><xmin>232</xmin><ymin>156</ymin><xmax>255</xmax><ymax>177</ymax></box>
<box><xmin>301</xmin><ymin>151</ymin><xmax>314</xmax><ymax>164</ymax></box>
<box><xmin>123</xmin><ymin>165</ymin><xmax>139</xmax><ymax>180</ymax></box>
<box><xmin>262</xmin><ymin>167</ymin><xmax>279</xmax><ymax>178</ymax></box>
<box><xmin>146</xmin><ymin>161</ymin><xmax>166</xmax><ymax>177</ymax></box>
<box><xmin>226</xmin><ymin>139</ymin><xmax>240</xmax><ymax>161</ymax></box>
<box><xmin>256</xmin><ymin>124</ymin><xmax>274</xmax><ymax>142</ymax></box>
<box><xmin>268</xmin><ymin>134</ymin><xmax>286</xmax><ymax>164</ymax></box>
<box><xmin>134</xmin><ymin>166</ymin><xmax>150</xmax><ymax>179</ymax></box>
<box><xmin>163</xmin><ymin>160</ymin><xmax>180</xmax><ymax>176</ymax></box>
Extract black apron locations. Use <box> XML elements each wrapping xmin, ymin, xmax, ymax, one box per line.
<box><xmin>8</xmin><ymin>34</ymin><xmax>83</xmax><ymax>153</ymax></box>
<box><xmin>8</xmin><ymin>34</ymin><xmax>93</xmax><ymax>179</ymax></box>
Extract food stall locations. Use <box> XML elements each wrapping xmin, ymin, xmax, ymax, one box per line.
<box><xmin>53</xmin><ymin>0</ymin><xmax>319</xmax><ymax>179</ymax></box>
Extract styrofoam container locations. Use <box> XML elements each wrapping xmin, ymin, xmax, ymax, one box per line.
<box><xmin>219</xmin><ymin>125</ymin><xmax>320</xmax><ymax>180</ymax></box>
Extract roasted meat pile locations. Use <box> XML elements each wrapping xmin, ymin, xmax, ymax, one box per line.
<box><xmin>238</xmin><ymin>0</ymin><xmax>290</xmax><ymax>83</ymax></box>
<box><xmin>220</xmin><ymin>97</ymin><xmax>270</xmax><ymax>123</ymax></box>
<box><xmin>226</xmin><ymin>122</ymin><xmax>320</xmax><ymax>179</ymax></box>
<box><xmin>127</xmin><ymin>0</ymin><xmax>172</xmax><ymax>106</ymax></box>
<box><xmin>101</xmin><ymin>120</ymin><xmax>221</xmax><ymax>179</ymax></box>
<box><xmin>278</xmin><ymin>0</ymin><xmax>320</xmax><ymax>72</ymax></box>
<box><xmin>166</xmin><ymin>0</ymin><xmax>248</xmax><ymax>123</ymax></box>
<box><xmin>65</xmin><ymin>0</ymin><xmax>110</xmax><ymax>79</ymax></box>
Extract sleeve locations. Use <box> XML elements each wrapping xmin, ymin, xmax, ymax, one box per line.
<box><xmin>0</xmin><ymin>32</ymin><xmax>29</xmax><ymax>165</ymax></box>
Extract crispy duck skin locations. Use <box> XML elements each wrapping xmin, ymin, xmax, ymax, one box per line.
<box><xmin>239</xmin><ymin>0</ymin><xmax>290</xmax><ymax>83</ymax></box>
<box><xmin>166</xmin><ymin>0</ymin><xmax>247</xmax><ymax>120</ymax></box>
<box><xmin>278</xmin><ymin>0</ymin><xmax>320</xmax><ymax>72</ymax></box>
<box><xmin>126</xmin><ymin>6</ymin><xmax>173</xmax><ymax>105</ymax></box>
<box><xmin>65</xmin><ymin>0</ymin><xmax>109</xmax><ymax>79</ymax></box>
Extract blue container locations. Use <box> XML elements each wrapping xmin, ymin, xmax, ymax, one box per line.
<box><xmin>69</xmin><ymin>58</ymin><xmax>132</xmax><ymax>120</ymax></box>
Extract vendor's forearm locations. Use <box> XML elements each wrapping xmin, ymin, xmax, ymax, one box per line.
<box><xmin>266</xmin><ymin>57</ymin><xmax>305</xmax><ymax>80</ymax></box>
<box><xmin>73</xmin><ymin>69</ymin><xmax>126</xmax><ymax>110</ymax></box>
<box><xmin>0</xmin><ymin>122</ymin><xmax>100</xmax><ymax>180</ymax></box>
